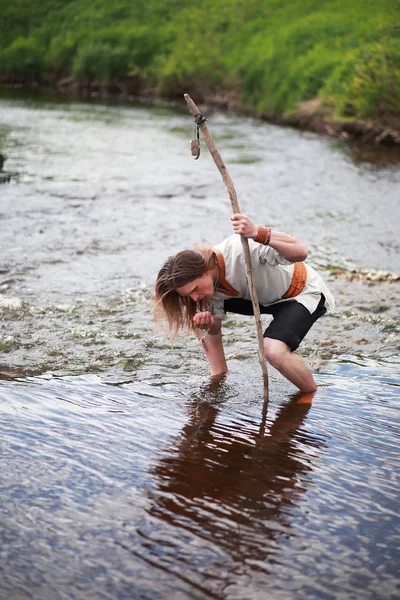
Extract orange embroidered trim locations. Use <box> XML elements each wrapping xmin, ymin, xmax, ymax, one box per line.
<box><xmin>282</xmin><ymin>262</ymin><xmax>307</xmax><ymax>299</ymax></box>
<box><xmin>214</xmin><ymin>250</ymin><xmax>240</xmax><ymax>297</ymax></box>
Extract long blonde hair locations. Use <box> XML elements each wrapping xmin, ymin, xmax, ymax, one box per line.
<box><xmin>154</xmin><ymin>247</ymin><xmax>217</xmax><ymax>339</ymax></box>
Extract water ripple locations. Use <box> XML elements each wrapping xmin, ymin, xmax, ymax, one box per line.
<box><xmin>0</xmin><ymin>357</ymin><xmax>398</xmax><ymax>598</ymax></box>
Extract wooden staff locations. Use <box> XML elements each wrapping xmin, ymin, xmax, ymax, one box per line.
<box><xmin>184</xmin><ymin>93</ymin><xmax>269</xmax><ymax>400</ymax></box>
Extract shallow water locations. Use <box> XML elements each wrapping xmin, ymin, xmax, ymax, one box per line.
<box><xmin>0</xmin><ymin>358</ymin><xmax>399</xmax><ymax>599</ymax></box>
<box><xmin>0</xmin><ymin>90</ymin><xmax>399</xmax><ymax>598</ymax></box>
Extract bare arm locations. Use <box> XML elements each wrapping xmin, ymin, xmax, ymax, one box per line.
<box><xmin>231</xmin><ymin>214</ymin><xmax>308</xmax><ymax>262</ymax></box>
<box><xmin>193</xmin><ymin>313</ymin><xmax>228</xmax><ymax>379</ymax></box>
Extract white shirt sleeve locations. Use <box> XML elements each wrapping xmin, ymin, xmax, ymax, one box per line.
<box><xmin>258</xmin><ymin>244</ymin><xmax>292</xmax><ymax>266</ymax></box>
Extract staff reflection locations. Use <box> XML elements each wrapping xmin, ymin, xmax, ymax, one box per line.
<box><xmin>145</xmin><ymin>389</ymin><xmax>327</xmax><ymax>571</ymax></box>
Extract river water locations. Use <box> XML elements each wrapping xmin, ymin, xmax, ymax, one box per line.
<box><xmin>0</xmin><ymin>91</ymin><xmax>399</xmax><ymax>599</ymax></box>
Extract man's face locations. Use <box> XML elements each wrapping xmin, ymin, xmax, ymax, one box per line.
<box><xmin>176</xmin><ymin>273</ymin><xmax>215</xmax><ymax>302</ymax></box>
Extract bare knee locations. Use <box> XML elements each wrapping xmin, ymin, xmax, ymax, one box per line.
<box><xmin>263</xmin><ymin>338</ymin><xmax>290</xmax><ymax>370</ymax></box>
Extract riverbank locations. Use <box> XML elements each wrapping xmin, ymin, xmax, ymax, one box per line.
<box><xmin>2</xmin><ymin>77</ymin><xmax>400</xmax><ymax>148</ymax></box>
<box><xmin>195</xmin><ymin>90</ymin><xmax>400</xmax><ymax>147</ymax></box>
<box><xmin>1</xmin><ymin>0</ymin><xmax>399</xmax><ymax>148</ymax></box>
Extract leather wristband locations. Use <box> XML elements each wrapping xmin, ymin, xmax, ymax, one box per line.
<box><xmin>255</xmin><ymin>226</ymin><xmax>272</xmax><ymax>245</ymax></box>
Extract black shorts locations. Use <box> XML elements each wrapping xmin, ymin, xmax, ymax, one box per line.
<box><xmin>223</xmin><ymin>294</ymin><xmax>326</xmax><ymax>352</ymax></box>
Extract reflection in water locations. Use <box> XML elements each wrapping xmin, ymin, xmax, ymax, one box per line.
<box><xmin>143</xmin><ymin>389</ymin><xmax>326</xmax><ymax>592</ymax></box>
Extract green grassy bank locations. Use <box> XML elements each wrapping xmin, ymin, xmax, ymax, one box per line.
<box><xmin>0</xmin><ymin>0</ymin><xmax>399</xmax><ymax>142</ymax></box>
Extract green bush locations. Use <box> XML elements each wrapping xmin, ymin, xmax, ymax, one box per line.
<box><xmin>0</xmin><ymin>0</ymin><xmax>398</xmax><ymax>124</ymax></box>
<box><xmin>45</xmin><ymin>34</ymin><xmax>77</xmax><ymax>76</ymax></box>
<box><xmin>0</xmin><ymin>36</ymin><xmax>45</xmax><ymax>79</ymax></box>
<box><xmin>72</xmin><ymin>44</ymin><xmax>112</xmax><ymax>82</ymax></box>
<box><xmin>323</xmin><ymin>42</ymin><xmax>400</xmax><ymax>119</ymax></box>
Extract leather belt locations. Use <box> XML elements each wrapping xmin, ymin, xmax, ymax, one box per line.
<box><xmin>282</xmin><ymin>262</ymin><xmax>307</xmax><ymax>299</ymax></box>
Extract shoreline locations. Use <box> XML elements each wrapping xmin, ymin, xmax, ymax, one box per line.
<box><xmin>1</xmin><ymin>77</ymin><xmax>400</xmax><ymax>148</ymax></box>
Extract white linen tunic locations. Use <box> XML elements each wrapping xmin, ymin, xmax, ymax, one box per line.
<box><xmin>209</xmin><ymin>235</ymin><xmax>335</xmax><ymax>321</ymax></box>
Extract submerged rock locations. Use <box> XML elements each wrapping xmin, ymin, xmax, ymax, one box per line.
<box><xmin>328</xmin><ymin>265</ymin><xmax>400</xmax><ymax>283</ymax></box>
<box><xmin>0</xmin><ymin>297</ymin><xmax>23</xmax><ymax>311</ymax></box>
<box><xmin>0</xmin><ymin>173</ymin><xmax>11</xmax><ymax>184</ymax></box>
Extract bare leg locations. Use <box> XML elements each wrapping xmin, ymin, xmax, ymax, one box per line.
<box><xmin>263</xmin><ymin>338</ymin><xmax>317</xmax><ymax>393</ymax></box>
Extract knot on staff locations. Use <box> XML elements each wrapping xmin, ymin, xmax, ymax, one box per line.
<box><xmin>183</xmin><ymin>93</ymin><xmax>269</xmax><ymax>401</ymax></box>
<box><xmin>189</xmin><ymin>112</ymin><xmax>208</xmax><ymax>160</ymax></box>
